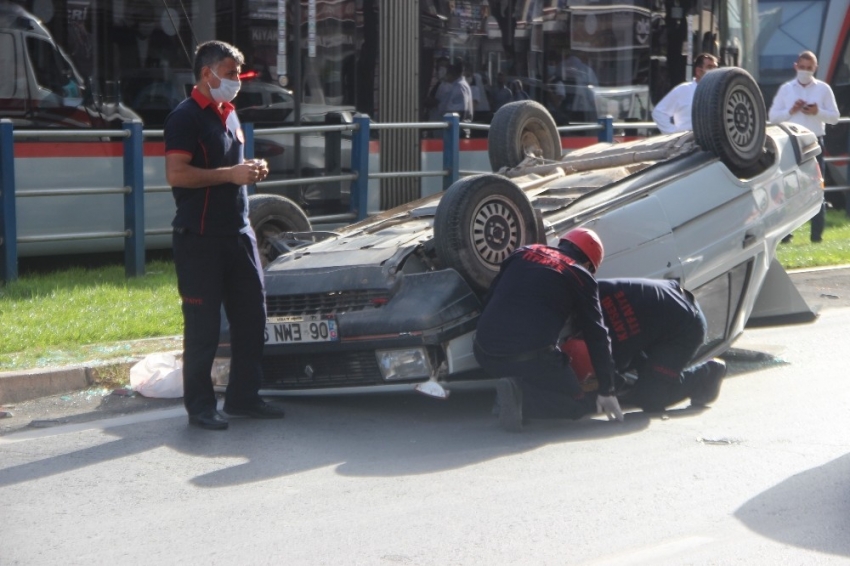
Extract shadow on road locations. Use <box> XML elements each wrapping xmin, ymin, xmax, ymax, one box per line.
<box><xmin>0</xmin><ymin>390</ymin><xmax>657</xmax><ymax>489</ymax></box>
<box><xmin>2</xmin><ymin>350</ymin><xmax>791</xmax><ymax>490</ymax></box>
<box><xmin>735</xmin><ymin>452</ymin><xmax>850</xmax><ymax>558</ymax></box>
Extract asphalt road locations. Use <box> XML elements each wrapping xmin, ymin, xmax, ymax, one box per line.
<box><xmin>1</xmin><ymin>271</ymin><xmax>849</xmax><ymax>564</ymax></box>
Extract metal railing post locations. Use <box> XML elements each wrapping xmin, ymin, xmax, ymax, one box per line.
<box><xmin>442</xmin><ymin>113</ymin><xmax>460</xmax><ymax>191</ymax></box>
<box><xmin>325</xmin><ymin>112</ymin><xmax>343</xmax><ymax>201</ymax></box>
<box><xmin>123</xmin><ymin>120</ymin><xmax>144</xmax><ymax>278</ymax></box>
<box><xmin>0</xmin><ymin>119</ymin><xmax>17</xmax><ymax>283</ymax></box>
<box><xmin>351</xmin><ymin>114</ymin><xmax>371</xmax><ymax>221</ymax></box>
<box><xmin>243</xmin><ymin>122</ymin><xmax>256</xmax><ymax>196</ymax></box>
<box><xmin>597</xmin><ymin>115</ymin><xmax>614</xmax><ymax>143</ymax></box>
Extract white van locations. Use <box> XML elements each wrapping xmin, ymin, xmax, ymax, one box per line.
<box><xmin>0</xmin><ymin>2</ymin><xmax>140</xmax><ymax>129</ymax></box>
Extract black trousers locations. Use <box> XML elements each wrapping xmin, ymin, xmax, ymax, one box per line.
<box><xmin>621</xmin><ymin>306</ymin><xmax>707</xmax><ymax>412</ymax></box>
<box><xmin>173</xmin><ymin>230</ymin><xmax>266</xmax><ymax>415</ymax></box>
<box><xmin>628</xmin><ymin>360</ymin><xmax>714</xmax><ymax>412</ymax></box>
<box><xmin>474</xmin><ymin>342</ymin><xmax>595</xmax><ymax>420</ymax></box>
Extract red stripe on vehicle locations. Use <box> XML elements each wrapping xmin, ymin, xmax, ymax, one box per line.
<box><xmin>13</xmin><ymin>141</ymin><xmax>167</xmax><ymax>158</ymax></box>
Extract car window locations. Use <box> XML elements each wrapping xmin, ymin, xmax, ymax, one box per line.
<box><xmin>270</xmin><ymin>90</ymin><xmax>292</xmax><ymax>105</ymax></box>
<box><xmin>0</xmin><ymin>33</ymin><xmax>16</xmax><ymax>98</ymax></box>
<box><xmin>235</xmin><ymin>91</ymin><xmax>264</xmax><ymax>109</ymax></box>
<box><xmin>25</xmin><ymin>36</ymin><xmax>68</xmax><ymax>96</ymax></box>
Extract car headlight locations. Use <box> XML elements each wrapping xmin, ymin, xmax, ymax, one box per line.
<box><xmin>376</xmin><ymin>348</ymin><xmax>432</xmax><ymax>381</ymax></box>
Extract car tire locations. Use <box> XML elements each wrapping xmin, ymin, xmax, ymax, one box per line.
<box><xmin>434</xmin><ymin>174</ymin><xmax>539</xmax><ymax>293</ymax></box>
<box><xmin>692</xmin><ymin>67</ymin><xmax>766</xmax><ymax>171</ymax></box>
<box><xmin>248</xmin><ymin>194</ymin><xmax>311</xmax><ymax>267</ymax></box>
<box><xmin>488</xmin><ymin>100</ymin><xmax>561</xmax><ymax>171</ymax></box>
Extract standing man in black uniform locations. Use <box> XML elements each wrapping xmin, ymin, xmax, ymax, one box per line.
<box><xmin>562</xmin><ymin>278</ymin><xmax>727</xmax><ymax>412</ymax></box>
<box><xmin>164</xmin><ymin>40</ymin><xmax>285</xmax><ymax>430</ymax></box>
<box><xmin>473</xmin><ymin>228</ymin><xmax>623</xmax><ymax>432</ymax></box>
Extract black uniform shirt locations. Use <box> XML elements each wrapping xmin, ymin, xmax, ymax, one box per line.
<box><xmin>597</xmin><ymin>278</ymin><xmax>703</xmax><ymax>369</ymax></box>
<box><xmin>476</xmin><ymin>244</ymin><xmax>616</xmax><ymax>390</ymax></box>
<box><xmin>164</xmin><ymin>87</ymin><xmax>250</xmax><ymax>235</ymax></box>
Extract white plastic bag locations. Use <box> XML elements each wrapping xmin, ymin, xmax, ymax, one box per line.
<box><xmin>129</xmin><ymin>353</ymin><xmax>184</xmax><ymax>398</ymax></box>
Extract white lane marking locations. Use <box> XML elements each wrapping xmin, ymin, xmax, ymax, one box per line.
<box><xmin>0</xmin><ymin>407</ymin><xmax>185</xmax><ymax>444</ymax></box>
<box><xmin>586</xmin><ymin>536</ymin><xmax>714</xmax><ymax>566</ymax></box>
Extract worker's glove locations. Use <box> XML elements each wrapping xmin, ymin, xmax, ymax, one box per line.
<box><xmin>596</xmin><ymin>395</ymin><xmax>624</xmax><ymax>422</ymax></box>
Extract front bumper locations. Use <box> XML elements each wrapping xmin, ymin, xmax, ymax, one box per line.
<box><xmin>217</xmin><ymin>267</ymin><xmax>486</xmax><ymax>392</ymax></box>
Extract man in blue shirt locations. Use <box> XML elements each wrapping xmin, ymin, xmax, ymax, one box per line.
<box><xmin>562</xmin><ymin>278</ymin><xmax>727</xmax><ymax>412</ymax></box>
<box><xmin>164</xmin><ymin>40</ymin><xmax>285</xmax><ymax>430</ymax></box>
<box><xmin>474</xmin><ymin>228</ymin><xmax>623</xmax><ymax>432</ymax></box>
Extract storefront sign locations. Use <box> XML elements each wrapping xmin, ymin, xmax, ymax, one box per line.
<box><xmin>571</xmin><ymin>8</ymin><xmax>651</xmax><ymax>52</ymax></box>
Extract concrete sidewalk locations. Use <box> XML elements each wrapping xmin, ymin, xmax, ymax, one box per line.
<box><xmin>2</xmin><ymin>266</ymin><xmax>849</xmax><ymax>406</ymax></box>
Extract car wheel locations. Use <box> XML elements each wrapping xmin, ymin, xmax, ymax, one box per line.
<box><xmin>488</xmin><ymin>101</ymin><xmax>561</xmax><ymax>171</ymax></box>
<box><xmin>692</xmin><ymin>67</ymin><xmax>766</xmax><ymax>171</ymax></box>
<box><xmin>248</xmin><ymin>194</ymin><xmax>311</xmax><ymax>267</ymax></box>
<box><xmin>434</xmin><ymin>174</ymin><xmax>539</xmax><ymax>293</ymax></box>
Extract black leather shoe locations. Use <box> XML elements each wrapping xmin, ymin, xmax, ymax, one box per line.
<box><xmin>690</xmin><ymin>359</ymin><xmax>727</xmax><ymax>407</ymax></box>
<box><xmin>224</xmin><ymin>400</ymin><xmax>286</xmax><ymax>419</ymax></box>
<box><xmin>188</xmin><ymin>410</ymin><xmax>229</xmax><ymax>430</ymax></box>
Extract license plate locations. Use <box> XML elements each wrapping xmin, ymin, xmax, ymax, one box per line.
<box><xmin>264</xmin><ymin>315</ymin><xmax>338</xmax><ymax>345</ymax></box>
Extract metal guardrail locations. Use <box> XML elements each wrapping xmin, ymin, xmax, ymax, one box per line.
<box><xmin>0</xmin><ymin>119</ymin><xmax>144</xmax><ymax>282</ymax></box>
<box><xmin>2</xmin><ymin>113</ymin><xmax>848</xmax><ymax>283</ymax></box>
<box><xmin>0</xmin><ymin>114</ymin><xmax>463</xmax><ymax>283</ymax></box>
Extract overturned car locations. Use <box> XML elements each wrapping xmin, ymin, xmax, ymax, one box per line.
<box><xmin>216</xmin><ymin>68</ymin><xmax>824</xmax><ymax>397</ymax></box>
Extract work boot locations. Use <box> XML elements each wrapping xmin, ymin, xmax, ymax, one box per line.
<box><xmin>495</xmin><ymin>377</ymin><xmax>523</xmax><ymax>432</ymax></box>
<box><xmin>690</xmin><ymin>359</ymin><xmax>727</xmax><ymax>407</ymax></box>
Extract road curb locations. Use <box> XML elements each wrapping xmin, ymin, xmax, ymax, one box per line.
<box><xmin>0</xmin><ymin>360</ymin><xmax>142</xmax><ymax>405</ymax></box>
<box><xmin>0</xmin><ymin>366</ymin><xmax>92</xmax><ymax>405</ymax></box>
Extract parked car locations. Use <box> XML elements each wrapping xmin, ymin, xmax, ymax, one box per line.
<box><xmin>232</xmin><ymin>79</ymin><xmax>355</xmax><ymax>215</ymax></box>
<box><xmin>126</xmin><ymin>72</ymin><xmax>354</xmax><ymax>211</ymax></box>
<box><xmin>214</xmin><ymin>68</ymin><xmax>823</xmax><ymax>398</ymax></box>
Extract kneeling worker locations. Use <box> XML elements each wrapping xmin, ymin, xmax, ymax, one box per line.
<box><xmin>473</xmin><ymin>228</ymin><xmax>623</xmax><ymax>432</ymax></box>
<box><xmin>562</xmin><ymin>277</ymin><xmax>727</xmax><ymax>412</ymax></box>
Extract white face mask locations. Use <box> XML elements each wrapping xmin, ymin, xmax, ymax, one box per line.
<box><xmin>437</xmin><ymin>67</ymin><xmax>447</xmax><ymax>79</ymax></box>
<box><xmin>209</xmin><ymin>69</ymin><xmax>241</xmax><ymax>103</ymax></box>
<box><xmin>796</xmin><ymin>70</ymin><xmax>814</xmax><ymax>85</ymax></box>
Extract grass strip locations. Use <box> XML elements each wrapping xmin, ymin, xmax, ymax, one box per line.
<box><xmin>0</xmin><ymin>260</ymin><xmax>181</xmax><ymax>370</ymax></box>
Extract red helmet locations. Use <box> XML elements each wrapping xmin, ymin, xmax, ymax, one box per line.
<box><xmin>561</xmin><ymin>338</ymin><xmax>595</xmax><ymax>384</ymax></box>
<box><xmin>559</xmin><ymin>228</ymin><xmax>604</xmax><ymax>273</ymax></box>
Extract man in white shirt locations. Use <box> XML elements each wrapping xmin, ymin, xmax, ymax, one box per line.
<box><xmin>436</xmin><ymin>59</ymin><xmax>473</xmax><ymax>123</ymax></box>
<box><xmin>652</xmin><ymin>53</ymin><xmax>718</xmax><ymax>134</ymax></box>
<box><xmin>768</xmin><ymin>50</ymin><xmax>840</xmax><ymax>242</ymax></box>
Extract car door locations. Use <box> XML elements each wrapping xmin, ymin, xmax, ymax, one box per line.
<box><xmin>589</xmin><ymin>192</ymin><xmax>684</xmax><ymax>282</ymax></box>
<box><xmin>653</xmin><ymin>160</ymin><xmax>764</xmax><ymax>289</ymax></box>
<box><xmin>652</xmin><ymin>161</ymin><xmax>765</xmax><ymax>351</ymax></box>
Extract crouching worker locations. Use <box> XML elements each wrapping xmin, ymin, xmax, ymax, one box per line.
<box><xmin>473</xmin><ymin>228</ymin><xmax>624</xmax><ymax>432</ymax></box>
<box><xmin>562</xmin><ymin>278</ymin><xmax>727</xmax><ymax>413</ymax></box>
